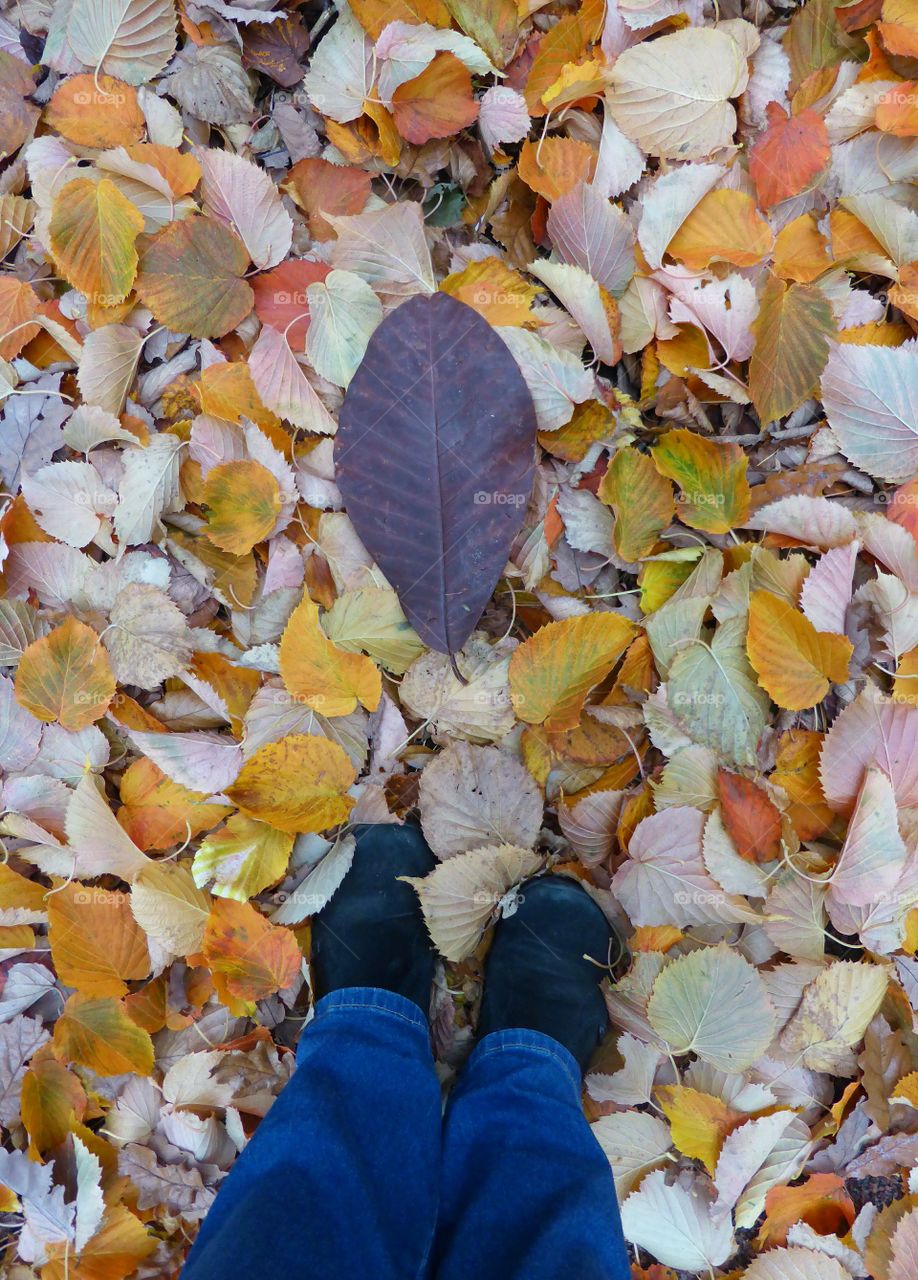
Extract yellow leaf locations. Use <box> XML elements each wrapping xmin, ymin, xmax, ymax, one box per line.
<box><xmin>203</xmin><ymin>898</ymin><xmax>302</xmax><ymax>1006</ymax></box>
<box><xmin>50</xmin><ymin>178</ymin><xmax>144</xmax><ymax>305</ymax></box>
<box><xmin>599</xmin><ymin>447</ymin><xmax>675</xmax><ymax>560</ymax></box>
<box><xmin>0</xmin><ymin>861</ymin><xmax>48</xmax><ymax>913</ymax></box>
<box><xmin>193</xmin><ymin>812</ymin><xmax>294</xmax><ymax>901</ymax></box>
<box><xmin>22</xmin><ymin>1051</ymin><xmax>86</xmax><ymax>1157</ymax></box>
<box><xmin>279</xmin><ymin>593</ymin><xmax>381</xmax><ymax>716</ymax></box>
<box><xmin>203</xmin><ymin>460</ymin><xmax>282</xmax><ymax>555</ymax></box>
<box><xmin>667</xmin><ymin>189</ymin><xmax>773</xmax><ymax>270</ymax></box>
<box><xmin>747</xmin><ymin>589</ymin><xmax>852</xmax><ymax>711</ymax></box>
<box><xmin>440</xmin><ymin>257</ymin><xmax>540</xmax><ymax>326</ymax></box>
<box><xmin>509</xmin><ymin>612</ymin><xmax>636</xmax><ymax>731</ymax></box>
<box><xmin>48</xmin><ymin>881</ymin><xmax>150</xmax><ymax>997</ymax></box>
<box><xmin>15</xmin><ymin>616</ymin><xmax>116</xmax><ymax>731</ymax></box>
<box><xmin>197</xmin><ymin>360</ymin><xmax>280</xmax><ymax>429</ymax></box>
<box><xmin>53</xmin><ymin>994</ymin><xmax>154</xmax><ymax>1076</ymax></box>
<box><xmin>226</xmin><ymin>733</ymin><xmax>356</xmax><ymax>834</ymax></box>
<box><xmin>657</xmin><ymin>1084</ymin><xmax>745</xmax><ymax>1174</ymax></box>
<box><xmin>651</xmin><ymin>429</ymin><xmax>750</xmax><ymax>534</ymax></box>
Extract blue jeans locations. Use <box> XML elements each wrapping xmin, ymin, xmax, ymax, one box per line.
<box><xmin>181</xmin><ymin>988</ymin><xmax>629</xmax><ymax>1280</ymax></box>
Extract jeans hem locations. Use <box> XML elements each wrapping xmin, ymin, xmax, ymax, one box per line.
<box><xmin>471</xmin><ymin>1027</ymin><xmax>582</xmax><ymax>1093</ymax></box>
<box><xmin>313</xmin><ymin>986</ymin><xmax>430</xmax><ymax>1033</ymax></box>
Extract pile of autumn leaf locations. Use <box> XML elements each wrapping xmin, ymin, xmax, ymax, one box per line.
<box><xmin>4</xmin><ymin>0</ymin><xmax>918</xmax><ymax>1275</ymax></box>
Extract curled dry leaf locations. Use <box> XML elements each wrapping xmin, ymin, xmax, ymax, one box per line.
<box><xmin>401</xmin><ymin>845</ymin><xmax>543</xmax><ymax>961</ymax></box>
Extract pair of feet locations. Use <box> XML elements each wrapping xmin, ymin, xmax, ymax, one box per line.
<box><xmin>311</xmin><ymin>824</ymin><xmax>616</xmax><ymax>1072</ymax></box>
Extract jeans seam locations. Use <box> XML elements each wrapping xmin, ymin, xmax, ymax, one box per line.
<box><xmin>320</xmin><ymin>999</ymin><xmax>426</xmax><ymax>1031</ymax></box>
<box><xmin>474</xmin><ymin>1040</ymin><xmax>581</xmax><ymax>1092</ymax></box>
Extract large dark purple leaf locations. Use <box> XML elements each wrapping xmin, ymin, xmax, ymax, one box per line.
<box><xmin>334</xmin><ymin>292</ymin><xmax>537</xmax><ymax>656</ymax></box>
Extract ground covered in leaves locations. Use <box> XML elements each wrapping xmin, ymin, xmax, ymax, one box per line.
<box><xmin>3</xmin><ymin>0</ymin><xmax>918</xmax><ymax>1276</ymax></box>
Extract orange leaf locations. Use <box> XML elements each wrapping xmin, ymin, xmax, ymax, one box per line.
<box><xmin>517</xmin><ymin>136</ymin><xmax>595</xmax><ymax>202</ymax></box>
<box><xmin>747</xmin><ymin>589</ymin><xmax>852</xmax><ymax>711</ymax></box>
<box><xmin>15</xmin><ymin>616</ymin><xmax>115</xmax><ymax>731</ymax></box>
<box><xmin>45</xmin><ymin>75</ymin><xmax>144</xmax><ymax>148</ymax></box>
<box><xmin>284</xmin><ymin>157</ymin><xmax>372</xmax><ymax>240</ymax></box>
<box><xmin>523</xmin><ymin>1</ymin><xmax>604</xmax><ymax>114</ymax></box>
<box><xmin>667</xmin><ymin>189</ymin><xmax>773</xmax><ymax>270</ymax></box>
<box><xmin>349</xmin><ymin>0</ymin><xmax>450</xmax><ymax>39</ymax></box>
<box><xmin>279</xmin><ymin>593</ymin><xmax>381</xmax><ymax>716</ymax></box>
<box><xmin>749</xmin><ymin>103</ymin><xmax>830</xmax><ymax>207</ymax></box>
<box><xmin>771</xmin><ymin>728</ymin><xmax>835</xmax><ymax>840</ymax></box>
<box><xmin>250</xmin><ymin>258</ymin><xmax>331</xmax><ymax>348</ymax></box>
<box><xmin>225</xmin><ymin>733</ymin><xmax>356</xmax><ymax>834</ymax></box>
<box><xmin>118</xmin><ymin>752</ymin><xmax>230</xmax><ymax>855</ymax></box>
<box><xmin>599</xmin><ymin>447</ymin><xmax>675</xmax><ymax>561</ymax></box>
<box><xmin>197</xmin><ymin>360</ymin><xmax>279</xmax><ymax>429</ymax></box>
<box><xmin>203</xmin><ymin>898</ymin><xmax>301</xmax><ymax>1005</ymax></box>
<box><xmin>876</xmin><ymin>82</ymin><xmax>918</xmax><ymax>135</ymax></box>
<box><xmin>760</xmin><ymin>1173</ymin><xmax>855</xmax><ymax>1247</ymax></box>
<box><xmin>48</xmin><ymin>881</ymin><xmax>150</xmax><ymax>997</ymax></box>
<box><xmin>53</xmin><ymin>994</ymin><xmax>155</xmax><ymax>1076</ymax></box>
<box><xmin>42</xmin><ymin>1205</ymin><xmax>156</xmax><ymax>1280</ymax></box>
<box><xmin>0</xmin><ymin>276</ymin><xmax>39</xmax><ymax>359</ymax></box>
<box><xmin>716</xmin><ymin>770</ymin><xmax>783</xmax><ymax>863</ymax></box>
<box><xmin>125</xmin><ymin>142</ymin><xmax>202</xmax><ymax>196</ymax></box>
<box><xmin>773</xmin><ymin>213</ymin><xmax>833</xmax><ymax>283</ymax></box>
<box><xmin>203</xmin><ymin>460</ymin><xmax>283</xmax><ymax>555</ymax></box>
<box><xmin>879</xmin><ymin>0</ymin><xmax>918</xmax><ymax>58</ymax></box>
<box><xmin>392</xmin><ymin>53</ymin><xmax>480</xmax><ymax>145</ymax></box>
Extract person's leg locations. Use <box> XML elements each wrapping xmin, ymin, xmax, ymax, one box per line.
<box><xmin>182</xmin><ymin>824</ymin><xmax>441</xmax><ymax>1280</ymax></box>
<box><xmin>433</xmin><ymin>878</ymin><xmax>630</xmax><ymax>1280</ymax></box>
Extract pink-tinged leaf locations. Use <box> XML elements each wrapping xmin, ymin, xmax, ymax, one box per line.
<box><xmin>827</xmin><ymin>765</ymin><xmax>907</xmax><ymax>910</ymax></box>
<box><xmin>21</xmin><ymin>462</ymin><xmax>117</xmax><ymax>548</ymax></box>
<box><xmin>249</xmin><ymin>323</ymin><xmax>336</xmax><ymax>435</ymax></box>
<box><xmin>478</xmin><ymin>84</ymin><xmax>530</xmax><ymax>152</ymax></box>
<box><xmin>745</xmin><ymin>496</ymin><xmax>858</xmax><ymax>549</ymax></box>
<box><xmin>800</xmin><ymin>542</ymin><xmax>858</xmax><ymax>634</ymax></box>
<box><xmin>822</xmin><ymin>343</ymin><xmax>918</xmax><ymax>484</ymax></box>
<box><xmin>610</xmin><ymin>807</ymin><xmax>756</xmax><ymax>927</ymax></box>
<box><xmin>2</xmin><ymin>543</ymin><xmax>90</xmax><ymax>609</ymax></box>
<box><xmin>820</xmin><ymin>685</ymin><xmax>918</xmax><ymax>812</ymax></box>
<box><xmin>558</xmin><ymin>790</ymin><xmax>625</xmax><ymax>865</ymax></box>
<box><xmin>199</xmin><ymin>147</ymin><xmax>293</xmax><ymax>270</ymax></box>
<box><xmin>856</xmin><ymin>512</ymin><xmax>918</xmax><ymax>592</ymax></box>
<box><xmin>0</xmin><ymin>674</ymin><xmax>41</xmax><ymax>771</ymax></box>
<box><xmin>335</xmin><ymin>292</ymin><xmax>536</xmax><ymax>655</ymax></box>
<box><xmin>123</xmin><ymin>729</ymin><xmax>244</xmax><ymax>794</ymax></box>
<box><xmin>547</xmin><ymin>180</ymin><xmax>635</xmax><ymax>297</ymax></box>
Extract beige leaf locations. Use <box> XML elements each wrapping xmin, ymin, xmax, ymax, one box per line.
<box><xmin>418</xmin><ymin>742</ymin><xmax>542</xmax><ymax>859</ymax></box>
<box><xmin>401</xmin><ymin>845</ymin><xmax>543</xmax><ymax>961</ymax></box>
<box><xmin>779</xmin><ymin>961</ymin><xmax>889</xmax><ymax>1073</ymax></box>
<box><xmin>104</xmin><ymin>583</ymin><xmax>192</xmax><ymax>690</ymax></box>
<box><xmin>591</xmin><ymin>1111</ymin><xmax>672</xmax><ymax>1196</ymax></box>
<box><xmin>130</xmin><ymin>862</ymin><xmax>210</xmax><ymax>958</ymax></box>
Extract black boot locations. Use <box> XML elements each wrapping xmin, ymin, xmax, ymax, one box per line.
<box><xmin>311</xmin><ymin>823</ymin><xmax>437</xmax><ymax>1014</ymax></box>
<box><xmin>478</xmin><ymin>876</ymin><xmax>615</xmax><ymax>1072</ymax></box>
